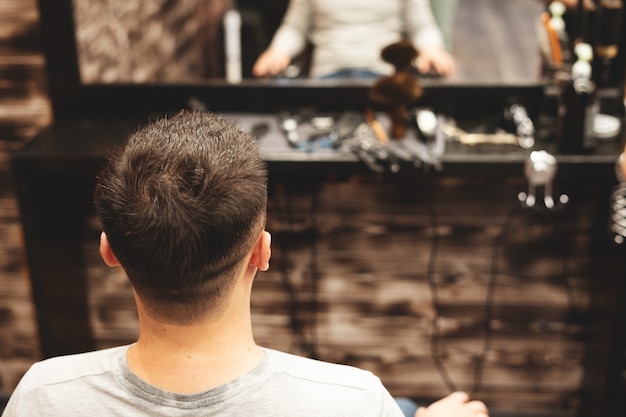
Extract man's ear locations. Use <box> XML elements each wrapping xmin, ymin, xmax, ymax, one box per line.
<box><xmin>100</xmin><ymin>232</ymin><xmax>121</xmax><ymax>267</ymax></box>
<box><xmin>249</xmin><ymin>230</ymin><xmax>271</xmax><ymax>272</ymax></box>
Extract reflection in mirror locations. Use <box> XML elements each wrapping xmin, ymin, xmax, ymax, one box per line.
<box><xmin>72</xmin><ymin>0</ymin><xmax>545</xmax><ymax>85</ymax></box>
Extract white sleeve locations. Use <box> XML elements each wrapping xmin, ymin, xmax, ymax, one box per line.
<box><xmin>405</xmin><ymin>0</ymin><xmax>445</xmax><ymax>49</ymax></box>
<box><xmin>269</xmin><ymin>0</ymin><xmax>312</xmax><ymax>57</ymax></box>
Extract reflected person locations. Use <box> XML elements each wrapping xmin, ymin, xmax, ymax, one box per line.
<box><xmin>253</xmin><ymin>0</ymin><xmax>455</xmax><ymax>79</ymax></box>
<box><xmin>3</xmin><ymin>111</ymin><xmax>487</xmax><ymax>417</ymax></box>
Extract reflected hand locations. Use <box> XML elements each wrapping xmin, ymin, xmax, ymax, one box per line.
<box><xmin>545</xmin><ymin>0</ymin><xmax>578</xmax><ymax>8</ymax></box>
<box><xmin>415</xmin><ymin>47</ymin><xmax>456</xmax><ymax>77</ymax></box>
<box><xmin>415</xmin><ymin>392</ymin><xmax>489</xmax><ymax>417</ymax></box>
<box><xmin>252</xmin><ymin>47</ymin><xmax>292</xmax><ymax>77</ymax></box>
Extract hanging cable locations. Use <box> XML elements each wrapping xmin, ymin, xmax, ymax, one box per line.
<box><xmin>307</xmin><ymin>187</ymin><xmax>321</xmax><ymax>360</ymax></box>
<box><xmin>470</xmin><ymin>205</ymin><xmax>521</xmax><ymax>396</ymax></box>
<box><xmin>424</xmin><ymin>200</ymin><xmax>458</xmax><ymax>393</ymax></box>
<box><xmin>470</xmin><ymin>202</ymin><xmax>576</xmax><ymax>395</ymax></box>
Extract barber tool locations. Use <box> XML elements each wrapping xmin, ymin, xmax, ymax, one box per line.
<box><xmin>223</xmin><ymin>8</ymin><xmax>242</xmax><ymax>84</ymax></box>
<box><xmin>364</xmin><ymin>109</ymin><xmax>389</xmax><ymax>144</ymax></box>
<box><xmin>288</xmin><ymin>111</ymin><xmax>361</xmax><ymax>151</ymax></box>
<box><xmin>305</xmin><ymin>115</ymin><xmax>335</xmax><ymax>139</ymax></box>
<box><xmin>550</xmin><ymin>1</ymin><xmax>573</xmax><ymax>64</ymax></box>
<box><xmin>342</xmin><ymin>123</ymin><xmax>400</xmax><ymax>174</ymax></box>
<box><xmin>519</xmin><ymin>150</ymin><xmax>568</xmax><ymax>210</ymax></box>
<box><xmin>326</xmin><ymin>111</ymin><xmax>364</xmax><ymax>148</ymax></box>
<box><xmin>278</xmin><ymin>111</ymin><xmax>301</xmax><ymax>147</ymax></box>
<box><xmin>538</xmin><ymin>9</ymin><xmax>565</xmax><ymax>69</ymax></box>
<box><xmin>593</xmin><ymin>0</ymin><xmax>623</xmax><ymax>86</ymax></box>
<box><xmin>573</xmin><ymin>0</ymin><xmax>597</xmax><ymax>45</ymax></box>
<box><xmin>416</xmin><ymin>109</ymin><xmax>438</xmax><ymax>139</ymax></box>
<box><xmin>442</xmin><ymin>124</ymin><xmax>520</xmax><ymax>146</ymax></box>
<box><xmin>430</xmin><ymin>114</ymin><xmax>447</xmax><ymax>170</ymax></box>
<box><xmin>278</xmin><ymin>110</ymin><xmax>363</xmax><ymax>151</ymax></box>
<box><xmin>250</xmin><ymin>122</ymin><xmax>269</xmax><ymax>141</ymax></box>
<box><xmin>608</xmin><ymin>153</ymin><xmax>626</xmax><ymax>243</ymax></box>
<box><xmin>504</xmin><ymin>104</ymin><xmax>536</xmax><ymax>149</ymax></box>
<box><xmin>557</xmin><ymin>42</ymin><xmax>598</xmax><ymax>153</ymax></box>
<box><xmin>384</xmin><ymin>108</ymin><xmax>443</xmax><ymax>170</ymax></box>
<box><xmin>442</xmin><ymin>105</ymin><xmax>536</xmax><ymax>149</ymax></box>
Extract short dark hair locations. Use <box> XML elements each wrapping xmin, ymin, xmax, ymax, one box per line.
<box><xmin>93</xmin><ymin>111</ymin><xmax>267</xmax><ymax>323</ymax></box>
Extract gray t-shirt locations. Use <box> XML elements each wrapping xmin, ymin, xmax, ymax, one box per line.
<box><xmin>2</xmin><ymin>346</ymin><xmax>404</xmax><ymax>416</ymax></box>
<box><xmin>270</xmin><ymin>0</ymin><xmax>445</xmax><ymax>77</ymax></box>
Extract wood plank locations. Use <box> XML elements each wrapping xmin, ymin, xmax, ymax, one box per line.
<box><xmin>84</xmin><ymin>175</ymin><xmax>603</xmax><ymax>415</ymax></box>
<box><xmin>0</xmin><ymin>0</ymin><xmax>51</xmax><ymax>396</ymax></box>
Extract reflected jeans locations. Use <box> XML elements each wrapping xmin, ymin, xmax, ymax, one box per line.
<box><xmin>395</xmin><ymin>397</ymin><xmax>419</xmax><ymax>417</ymax></box>
<box><xmin>318</xmin><ymin>68</ymin><xmax>382</xmax><ymax>80</ymax></box>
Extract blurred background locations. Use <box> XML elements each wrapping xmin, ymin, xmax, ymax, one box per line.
<box><xmin>0</xmin><ymin>0</ymin><xmax>49</xmax><ymax>395</ymax></box>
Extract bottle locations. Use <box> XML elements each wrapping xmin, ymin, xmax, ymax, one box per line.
<box><xmin>223</xmin><ymin>8</ymin><xmax>242</xmax><ymax>83</ymax></box>
<box><xmin>557</xmin><ymin>43</ymin><xmax>598</xmax><ymax>153</ymax></box>
<box><xmin>548</xmin><ymin>1</ymin><xmax>572</xmax><ymax>65</ymax></box>
<box><xmin>593</xmin><ymin>0</ymin><xmax>623</xmax><ymax>86</ymax></box>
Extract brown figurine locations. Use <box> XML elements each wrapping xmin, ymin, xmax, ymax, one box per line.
<box><xmin>369</xmin><ymin>40</ymin><xmax>423</xmax><ymax>139</ymax></box>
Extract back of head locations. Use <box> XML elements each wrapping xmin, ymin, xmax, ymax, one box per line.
<box><xmin>93</xmin><ymin>111</ymin><xmax>267</xmax><ymax>323</ymax></box>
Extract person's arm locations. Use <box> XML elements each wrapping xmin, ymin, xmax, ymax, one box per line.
<box><xmin>252</xmin><ymin>0</ymin><xmax>312</xmax><ymax>77</ymax></box>
<box><xmin>415</xmin><ymin>392</ymin><xmax>489</xmax><ymax>417</ymax></box>
<box><xmin>405</xmin><ymin>0</ymin><xmax>456</xmax><ymax>76</ymax></box>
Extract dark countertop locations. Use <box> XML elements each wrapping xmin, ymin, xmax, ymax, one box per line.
<box><xmin>12</xmin><ymin>113</ymin><xmax>624</xmax><ymax>179</ymax></box>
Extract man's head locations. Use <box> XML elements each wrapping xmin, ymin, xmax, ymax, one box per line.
<box><xmin>93</xmin><ymin>111</ymin><xmax>268</xmax><ymax>324</ymax></box>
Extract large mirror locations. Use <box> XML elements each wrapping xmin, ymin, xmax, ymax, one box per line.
<box><xmin>70</xmin><ymin>0</ymin><xmax>546</xmax><ymax>85</ymax></box>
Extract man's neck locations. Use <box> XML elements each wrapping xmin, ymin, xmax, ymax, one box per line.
<box><xmin>127</xmin><ymin>297</ymin><xmax>264</xmax><ymax>394</ymax></box>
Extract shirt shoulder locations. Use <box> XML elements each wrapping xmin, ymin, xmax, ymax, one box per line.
<box><xmin>263</xmin><ymin>348</ymin><xmax>382</xmax><ymax>391</ymax></box>
<box><xmin>22</xmin><ymin>345</ymin><xmax>129</xmax><ymax>386</ymax></box>
<box><xmin>256</xmin><ymin>349</ymin><xmax>404</xmax><ymax>417</ymax></box>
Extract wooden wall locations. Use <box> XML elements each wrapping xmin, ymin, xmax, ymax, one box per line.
<box><xmin>87</xmin><ymin>173</ymin><xmax>620</xmax><ymax>415</ymax></box>
<box><xmin>262</xmin><ymin>175</ymin><xmax>621</xmax><ymax>415</ymax></box>
<box><xmin>0</xmin><ymin>0</ymin><xmax>50</xmax><ymax>395</ymax></box>
<box><xmin>72</xmin><ymin>0</ymin><xmax>227</xmax><ymax>82</ymax></box>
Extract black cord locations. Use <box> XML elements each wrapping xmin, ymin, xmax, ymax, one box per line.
<box><xmin>423</xmin><ymin>201</ymin><xmax>528</xmax><ymax>396</ymax></box>
<box><xmin>470</xmin><ymin>203</ymin><xmax>576</xmax><ymax>396</ymax></box>
<box><xmin>470</xmin><ymin>205</ymin><xmax>520</xmax><ymax>396</ymax></box>
<box><xmin>307</xmin><ymin>188</ymin><xmax>320</xmax><ymax>360</ymax></box>
<box><xmin>424</xmin><ymin>201</ymin><xmax>458</xmax><ymax>393</ymax></box>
